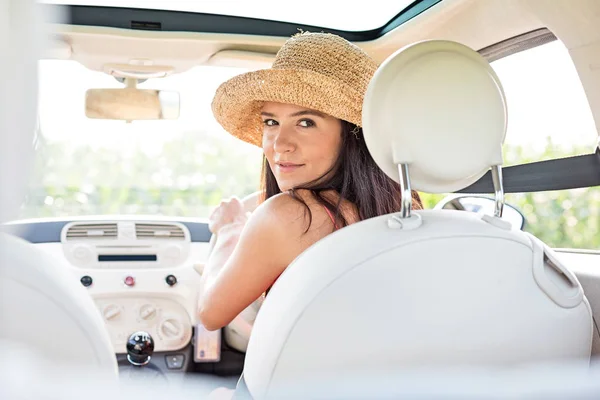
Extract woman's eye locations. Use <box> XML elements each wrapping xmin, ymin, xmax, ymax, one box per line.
<box><xmin>298</xmin><ymin>119</ymin><xmax>315</xmax><ymax>128</ymax></box>
<box><xmin>263</xmin><ymin>119</ymin><xmax>278</xmax><ymax>127</ymax></box>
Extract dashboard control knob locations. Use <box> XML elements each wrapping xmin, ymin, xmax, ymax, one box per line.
<box><xmin>165</xmin><ymin>274</ymin><xmax>177</xmax><ymax>286</ymax></box>
<box><xmin>126</xmin><ymin>331</ymin><xmax>154</xmax><ymax>366</ymax></box>
<box><xmin>160</xmin><ymin>319</ymin><xmax>182</xmax><ymax>339</ymax></box>
<box><xmin>139</xmin><ymin>304</ymin><xmax>156</xmax><ymax>320</ymax></box>
<box><xmin>80</xmin><ymin>275</ymin><xmax>93</xmax><ymax>287</ymax></box>
<box><xmin>103</xmin><ymin>304</ymin><xmax>121</xmax><ymax>321</ymax></box>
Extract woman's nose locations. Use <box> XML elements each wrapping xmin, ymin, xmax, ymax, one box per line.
<box><xmin>272</xmin><ymin>125</ymin><xmax>296</xmax><ymax>153</ymax></box>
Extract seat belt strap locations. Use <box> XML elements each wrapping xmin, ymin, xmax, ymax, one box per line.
<box><xmin>458</xmin><ymin>148</ymin><xmax>600</xmax><ymax>194</ymax></box>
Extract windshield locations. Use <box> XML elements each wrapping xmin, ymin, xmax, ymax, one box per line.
<box><xmin>21</xmin><ymin>60</ymin><xmax>262</xmax><ymax>220</ymax></box>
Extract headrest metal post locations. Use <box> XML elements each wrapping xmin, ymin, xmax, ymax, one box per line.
<box><xmin>398</xmin><ymin>163</ymin><xmax>412</xmax><ymax>219</ymax></box>
<box><xmin>491</xmin><ymin>165</ymin><xmax>504</xmax><ymax>218</ymax></box>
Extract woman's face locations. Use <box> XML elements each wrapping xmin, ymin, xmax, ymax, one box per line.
<box><xmin>261</xmin><ymin>102</ymin><xmax>343</xmax><ymax>191</ymax></box>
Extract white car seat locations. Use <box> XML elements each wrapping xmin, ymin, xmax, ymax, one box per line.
<box><xmin>239</xmin><ymin>40</ymin><xmax>593</xmax><ymax>399</ymax></box>
<box><xmin>0</xmin><ymin>0</ymin><xmax>117</xmax><ymax>376</ymax></box>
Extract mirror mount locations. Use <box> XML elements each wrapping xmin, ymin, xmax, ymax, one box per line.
<box><xmin>103</xmin><ymin>63</ymin><xmax>175</xmax><ymax>80</ymax></box>
<box><xmin>124</xmin><ymin>77</ymin><xmax>137</xmax><ymax>89</ymax></box>
<box><xmin>122</xmin><ymin>77</ymin><xmax>138</xmax><ymax>124</ymax></box>
<box><xmin>115</xmin><ymin>76</ymin><xmax>147</xmax><ymax>85</ymax></box>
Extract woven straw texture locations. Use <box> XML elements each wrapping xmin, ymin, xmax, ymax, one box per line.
<box><xmin>211</xmin><ymin>32</ymin><xmax>378</xmax><ymax>147</ymax></box>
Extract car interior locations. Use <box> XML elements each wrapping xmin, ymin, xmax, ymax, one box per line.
<box><xmin>1</xmin><ymin>0</ymin><xmax>600</xmax><ymax>399</ymax></box>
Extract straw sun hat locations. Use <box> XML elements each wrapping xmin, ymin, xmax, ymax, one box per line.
<box><xmin>211</xmin><ymin>31</ymin><xmax>378</xmax><ymax>147</ymax></box>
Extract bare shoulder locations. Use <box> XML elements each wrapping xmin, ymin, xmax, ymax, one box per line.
<box><xmin>249</xmin><ymin>190</ymin><xmax>336</xmax><ymax>246</ymax></box>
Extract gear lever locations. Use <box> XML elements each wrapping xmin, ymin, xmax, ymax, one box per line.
<box><xmin>126</xmin><ymin>331</ymin><xmax>154</xmax><ymax>366</ymax></box>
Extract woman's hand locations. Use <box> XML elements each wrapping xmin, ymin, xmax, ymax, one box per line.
<box><xmin>208</xmin><ymin>197</ymin><xmax>249</xmax><ymax>235</ymax></box>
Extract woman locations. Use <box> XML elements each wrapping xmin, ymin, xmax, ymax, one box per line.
<box><xmin>198</xmin><ymin>32</ymin><xmax>422</xmax><ymax>331</ymax></box>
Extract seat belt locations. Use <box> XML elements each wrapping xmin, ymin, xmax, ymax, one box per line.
<box><xmin>458</xmin><ymin>148</ymin><xmax>600</xmax><ymax>194</ymax></box>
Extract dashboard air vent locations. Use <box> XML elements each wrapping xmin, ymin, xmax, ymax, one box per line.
<box><xmin>135</xmin><ymin>223</ymin><xmax>185</xmax><ymax>240</ymax></box>
<box><xmin>66</xmin><ymin>223</ymin><xmax>118</xmax><ymax>240</ymax></box>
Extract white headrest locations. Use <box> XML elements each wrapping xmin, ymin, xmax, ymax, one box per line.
<box><xmin>363</xmin><ymin>40</ymin><xmax>507</xmax><ymax>193</ymax></box>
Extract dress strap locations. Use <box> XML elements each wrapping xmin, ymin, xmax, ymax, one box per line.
<box><xmin>323</xmin><ymin>206</ymin><xmax>339</xmax><ymax>230</ymax></box>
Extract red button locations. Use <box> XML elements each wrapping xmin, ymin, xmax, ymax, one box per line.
<box><xmin>124</xmin><ymin>276</ymin><xmax>135</xmax><ymax>287</ymax></box>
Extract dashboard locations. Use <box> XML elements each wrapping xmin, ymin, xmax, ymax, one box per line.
<box><xmin>2</xmin><ymin>217</ymin><xmax>249</xmax><ymax>362</ymax></box>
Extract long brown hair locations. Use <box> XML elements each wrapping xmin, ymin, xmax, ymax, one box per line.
<box><xmin>260</xmin><ymin>121</ymin><xmax>423</xmax><ymax>231</ymax></box>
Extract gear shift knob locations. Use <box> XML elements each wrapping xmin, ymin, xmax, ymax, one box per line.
<box><xmin>126</xmin><ymin>331</ymin><xmax>154</xmax><ymax>366</ymax></box>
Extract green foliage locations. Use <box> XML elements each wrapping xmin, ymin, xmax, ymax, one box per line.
<box><xmin>19</xmin><ymin>132</ymin><xmax>599</xmax><ymax>250</ymax></box>
<box><xmin>502</xmin><ymin>142</ymin><xmax>600</xmax><ymax>250</ymax></box>
<box><xmin>419</xmin><ymin>141</ymin><xmax>600</xmax><ymax>250</ymax></box>
<box><xmin>22</xmin><ymin>130</ymin><xmax>262</xmax><ymax>220</ymax></box>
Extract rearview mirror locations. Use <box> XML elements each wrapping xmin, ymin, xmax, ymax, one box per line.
<box><xmin>435</xmin><ymin>195</ymin><xmax>526</xmax><ymax>230</ymax></box>
<box><xmin>85</xmin><ymin>88</ymin><xmax>180</xmax><ymax>121</ymax></box>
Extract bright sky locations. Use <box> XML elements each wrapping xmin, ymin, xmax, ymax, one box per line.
<box><xmin>492</xmin><ymin>41</ymin><xmax>598</xmax><ymax>152</ymax></box>
<box><xmin>42</xmin><ymin>0</ymin><xmax>415</xmax><ymax>31</ymax></box>
<box><xmin>38</xmin><ymin>39</ymin><xmax>599</xmax><ymax>156</ymax></box>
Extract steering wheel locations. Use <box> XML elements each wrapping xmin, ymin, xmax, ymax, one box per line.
<box><xmin>205</xmin><ymin>191</ymin><xmax>263</xmax><ymax>352</ymax></box>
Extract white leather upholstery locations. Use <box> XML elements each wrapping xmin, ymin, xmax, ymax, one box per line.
<box><xmin>245</xmin><ymin>211</ymin><xmax>592</xmax><ymax>398</ymax></box>
<box><xmin>0</xmin><ymin>233</ymin><xmax>118</xmax><ymax>374</ymax></box>
<box><xmin>0</xmin><ymin>0</ymin><xmax>117</xmax><ymax>376</ymax></box>
<box><xmin>362</xmin><ymin>40</ymin><xmax>507</xmax><ymax>193</ymax></box>
<box><xmin>242</xmin><ymin>40</ymin><xmax>593</xmax><ymax>399</ymax></box>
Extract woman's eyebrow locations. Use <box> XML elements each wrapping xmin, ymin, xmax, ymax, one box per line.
<box><xmin>289</xmin><ymin>110</ymin><xmax>326</xmax><ymax>118</ymax></box>
<box><xmin>260</xmin><ymin>110</ymin><xmax>326</xmax><ymax>118</ymax></box>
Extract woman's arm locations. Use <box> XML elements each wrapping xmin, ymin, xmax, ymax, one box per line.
<box><xmin>198</xmin><ymin>197</ymin><xmax>290</xmax><ymax>331</ymax></box>
<box><xmin>197</xmin><ymin>192</ymin><xmax>333</xmax><ymax>331</ymax></box>
<box><xmin>199</xmin><ymin>192</ymin><xmax>262</xmax><ymax>305</ymax></box>
<box><xmin>201</xmin><ymin>221</ymin><xmax>246</xmax><ymax>292</ymax></box>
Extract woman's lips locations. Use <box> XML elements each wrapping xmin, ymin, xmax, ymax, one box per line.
<box><xmin>276</xmin><ymin>162</ymin><xmax>304</xmax><ymax>173</ymax></box>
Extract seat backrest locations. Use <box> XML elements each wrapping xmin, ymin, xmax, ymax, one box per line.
<box><xmin>0</xmin><ymin>0</ymin><xmax>117</xmax><ymax>376</ymax></box>
<box><xmin>0</xmin><ymin>233</ymin><xmax>118</xmax><ymax>373</ymax></box>
<box><xmin>241</xmin><ymin>40</ymin><xmax>593</xmax><ymax>399</ymax></box>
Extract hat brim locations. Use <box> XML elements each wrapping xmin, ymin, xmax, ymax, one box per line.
<box><xmin>211</xmin><ymin>68</ymin><xmax>365</xmax><ymax>147</ymax></box>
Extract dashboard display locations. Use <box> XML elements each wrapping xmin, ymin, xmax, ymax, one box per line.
<box><xmin>98</xmin><ymin>254</ymin><xmax>157</xmax><ymax>262</ymax></box>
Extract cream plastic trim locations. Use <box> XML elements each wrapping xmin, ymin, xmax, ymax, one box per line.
<box><xmin>35</xmin><ymin>240</ymin><xmax>207</xmax><ymax>354</ymax></box>
<box><xmin>44</xmin><ymin>0</ymin><xmax>544</xmax><ymax>71</ymax></box>
<box><xmin>47</xmin><ymin>24</ymin><xmax>284</xmax><ymax>73</ymax></box>
<box><xmin>103</xmin><ymin>63</ymin><xmax>175</xmax><ymax>79</ymax></box>
<box><xmin>528</xmin><ymin>233</ymin><xmax>585</xmax><ymax>308</ymax></box>
<box><xmin>43</xmin><ymin>35</ymin><xmax>72</xmax><ymax>58</ymax></box>
<box><xmin>207</xmin><ymin>50</ymin><xmax>275</xmax><ymax>70</ymax></box>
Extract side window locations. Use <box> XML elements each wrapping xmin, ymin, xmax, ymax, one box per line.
<box><xmin>491</xmin><ymin>40</ymin><xmax>599</xmax><ymax>250</ymax></box>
